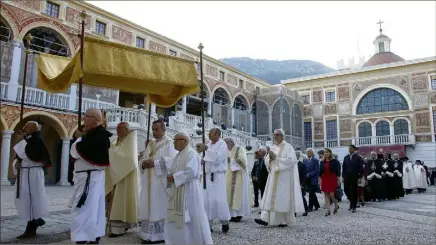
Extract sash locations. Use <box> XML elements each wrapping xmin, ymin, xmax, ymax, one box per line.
<box><xmin>268</xmin><ymin>143</ymin><xmax>286</xmax><ymax>211</ymax></box>
<box><xmin>226</xmin><ymin>146</ymin><xmax>246</xmax><ymax>210</ymax></box>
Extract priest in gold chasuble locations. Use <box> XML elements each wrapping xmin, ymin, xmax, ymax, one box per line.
<box><xmin>105</xmin><ymin>122</ymin><xmax>139</xmax><ymax>237</ymax></box>
<box><xmin>224</xmin><ymin>138</ymin><xmax>251</xmax><ymax>222</ymax></box>
<box><xmin>255</xmin><ymin>129</ymin><xmax>305</xmax><ymax>227</ymax></box>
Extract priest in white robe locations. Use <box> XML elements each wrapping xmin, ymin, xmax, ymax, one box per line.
<box><xmin>105</xmin><ymin>122</ymin><xmax>139</xmax><ymax>237</ymax></box>
<box><xmin>13</xmin><ymin>121</ymin><xmax>50</xmax><ymax>238</ymax></box>
<box><xmin>255</xmin><ymin>129</ymin><xmax>305</xmax><ymax>227</ymax></box>
<box><xmin>200</xmin><ymin>128</ymin><xmax>231</xmax><ymax>233</ymax></box>
<box><xmin>224</xmin><ymin>138</ymin><xmax>251</xmax><ymax>222</ymax></box>
<box><xmin>164</xmin><ymin>132</ymin><xmax>213</xmax><ymax>245</ymax></box>
<box><xmin>70</xmin><ymin>108</ymin><xmax>112</xmax><ymax>244</ymax></box>
<box><xmin>138</xmin><ymin>119</ymin><xmax>178</xmax><ymax>244</ymax></box>
<box><xmin>414</xmin><ymin>160</ymin><xmax>428</xmax><ymax>193</ymax></box>
<box><xmin>402</xmin><ymin>157</ymin><xmax>417</xmax><ymax>195</ymax></box>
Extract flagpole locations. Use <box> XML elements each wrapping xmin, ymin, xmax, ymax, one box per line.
<box><xmin>77</xmin><ymin>10</ymin><xmax>87</xmax><ymax>130</ymax></box>
<box><xmin>198</xmin><ymin>43</ymin><xmax>206</xmax><ymax>190</ymax></box>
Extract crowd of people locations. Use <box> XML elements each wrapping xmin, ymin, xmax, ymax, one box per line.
<box><xmin>10</xmin><ymin>107</ymin><xmax>433</xmax><ymax>245</ymax></box>
<box><xmin>252</xmin><ymin>144</ymin><xmax>432</xmax><ymax>218</ymax></box>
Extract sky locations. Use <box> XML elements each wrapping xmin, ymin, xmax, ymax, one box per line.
<box><xmin>88</xmin><ymin>1</ymin><xmax>436</xmax><ymax>69</ymax></box>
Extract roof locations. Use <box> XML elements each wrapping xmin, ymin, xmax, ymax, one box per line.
<box><xmin>363</xmin><ymin>52</ymin><xmax>405</xmax><ymax>67</ymax></box>
<box><xmin>375</xmin><ymin>34</ymin><xmax>390</xmax><ymax>40</ymax></box>
<box><xmin>281</xmin><ymin>56</ymin><xmax>436</xmax><ymax>84</ymax></box>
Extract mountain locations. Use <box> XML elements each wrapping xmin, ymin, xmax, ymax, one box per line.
<box><xmin>220</xmin><ymin>57</ymin><xmax>335</xmax><ymax>84</ymax></box>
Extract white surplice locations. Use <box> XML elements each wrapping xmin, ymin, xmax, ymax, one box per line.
<box><xmin>260</xmin><ymin>141</ymin><xmax>305</xmax><ymax>226</ymax></box>
<box><xmin>202</xmin><ymin>139</ymin><xmax>231</xmax><ymax>223</ymax></box>
<box><xmin>138</xmin><ymin>135</ymin><xmax>177</xmax><ymax>242</ymax></box>
<box><xmin>414</xmin><ymin>164</ymin><xmax>428</xmax><ymax>189</ymax></box>
<box><xmin>13</xmin><ymin>140</ymin><xmax>49</xmax><ymax>222</ymax></box>
<box><xmin>70</xmin><ymin>137</ymin><xmax>107</xmax><ymax>242</ymax></box>
<box><xmin>164</xmin><ymin>147</ymin><xmax>213</xmax><ymax>245</ymax></box>
<box><xmin>402</xmin><ymin>161</ymin><xmax>417</xmax><ymax>189</ymax></box>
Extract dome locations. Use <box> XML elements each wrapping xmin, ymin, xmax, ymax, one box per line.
<box><xmin>363</xmin><ymin>52</ymin><xmax>405</xmax><ymax>67</ymax></box>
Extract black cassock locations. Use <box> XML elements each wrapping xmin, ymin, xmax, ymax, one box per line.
<box><xmin>385</xmin><ymin>160</ymin><xmax>396</xmax><ymax>200</ymax></box>
<box><xmin>391</xmin><ymin>160</ymin><xmax>404</xmax><ymax>198</ymax></box>
<box><xmin>367</xmin><ymin>159</ymin><xmax>385</xmax><ymax>201</ymax></box>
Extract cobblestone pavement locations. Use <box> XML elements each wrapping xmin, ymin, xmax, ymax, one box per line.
<box><xmin>1</xmin><ymin>186</ymin><xmax>435</xmax><ymax>244</ymax></box>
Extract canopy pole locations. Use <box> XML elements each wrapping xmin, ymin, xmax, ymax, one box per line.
<box><xmin>16</xmin><ymin>34</ymin><xmax>33</xmax><ymax>199</ymax></box>
<box><xmin>77</xmin><ymin>10</ymin><xmax>87</xmax><ymax>130</ymax></box>
<box><xmin>146</xmin><ymin>100</ymin><xmax>152</xmax><ymax>146</ymax></box>
<box><xmin>198</xmin><ymin>43</ymin><xmax>206</xmax><ymax>190</ymax></box>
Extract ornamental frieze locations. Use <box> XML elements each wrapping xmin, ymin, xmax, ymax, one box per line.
<box><xmin>339</xmin><ymin>119</ymin><xmax>351</xmax><ymax>132</ymax></box>
<box><xmin>338</xmin><ymin>87</ymin><xmax>350</xmax><ymax>100</ymax></box>
<box><xmin>412</xmin><ymin>75</ymin><xmax>428</xmax><ymax>91</ymax></box>
<box><xmin>324</xmin><ymin>104</ymin><xmax>337</xmax><ymax>115</ymax></box>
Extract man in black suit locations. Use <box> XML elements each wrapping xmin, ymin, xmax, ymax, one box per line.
<box><xmin>297</xmin><ymin>152</ymin><xmax>308</xmax><ymax>216</ymax></box>
<box><xmin>305</xmin><ymin>148</ymin><xmax>320</xmax><ymax>212</ymax></box>
<box><xmin>342</xmin><ymin>145</ymin><xmax>364</xmax><ymax>213</ymax></box>
<box><xmin>252</xmin><ymin>147</ymin><xmax>269</xmax><ymax>207</ymax></box>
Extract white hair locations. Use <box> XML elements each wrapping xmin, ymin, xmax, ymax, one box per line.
<box><xmin>258</xmin><ymin>147</ymin><xmax>267</xmax><ymax>153</ymax></box>
<box><xmin>224</xmin><ymin>138</ymin><xmax>235</xmax><ymax>145</ymax></box>
<box><xmin>274</xmin><ymin>129</ymin><xmax>285</xmax><ymax>137</ymax></box>
<box><xmin>175</xmin><ymin>132</ymin><xmax>190</xmax><ymax>142</ymax></box>
<box><xmin>306</xmin><ymin>148</ymin><xmax>314</xmax><ymax>153</ymax></box>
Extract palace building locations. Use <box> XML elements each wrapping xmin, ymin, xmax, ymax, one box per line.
<box><xmin>0</xmin><ymin>0</ymin><xmax>304</xmax><ymax>186</ymax></box>
<box><xmin>282</xmin><ymin>26</ymin><xmax>436</xmax><ymax>166</ymax></box>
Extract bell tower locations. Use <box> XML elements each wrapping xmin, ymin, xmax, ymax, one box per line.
<box><xmin>373</xmin><ymin>20</ymin><xmax>392</xmax><ymax>54</ymax></box>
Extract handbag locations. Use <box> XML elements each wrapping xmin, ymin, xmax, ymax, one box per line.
<box><xmin>335</xmin><ymin>186</ymin><xmax>344</xmax><ymax>200</ymax></box>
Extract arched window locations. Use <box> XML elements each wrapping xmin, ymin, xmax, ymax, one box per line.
<box><xmin>376</xmin><ymin>121</ymin><xmax>390</xmax><ymax>136</ymax></box>
<box><xmin>356</xmin><ymin>88</ymin><xmax>408</xmax><ymax>115</ymax></box>
<box><xmin>358</xmin><ymin>122</ymin><xmax>372</xmax><ymax>137</ymax></box>
<box><xmin>394</xmin><ymin>119</ymin><xmax>409</xmax><ymax>135</ymax></box>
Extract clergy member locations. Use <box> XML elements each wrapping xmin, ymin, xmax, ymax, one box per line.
<box><xmin>70</xmin><ymin>108</ymin><xmax>112</xmax><ymax>244</ymax></box>
<box><xmin>390</xmin><ymin>153</ymin><xmax>404</xmax><ymax>199</ymax></box>
<box><xmin>255</xmin><ymin>129</ymin><xmax>305</xmax><ymax>227</ymax></box>
<box><xmin>366</xmin><ymin>152</ymin><xmax>384</xmax><ymax>202</ymax></box>
<box><xmin>414</xmin><ymin>160</ymin><xmax>428</xmax><ymax>193</ymax></box>
<box><xmin>105</xmin><ymin>122</ymin><xmax>139</xmax><ymax>237</ymax></box>
<box><xmin>224</xmin><ymin>138</ymin><xmax>251</xmax><ymax>222</ymax></box>
<box><xmin>13</xmin><ymin>121</ymin><xmax>50</xmax><ymax>238</ymax></box>
<box><xmin>138</xmin><ymin>119</ymin><xmax>177</xmax><ymax>244</ymax></box>
<box><xmin>165</xmin><ymin>132</ymin><xmax>213</xmax><ymax>245</ymax></box>
<box><xmin>201</xmin><ymin>128</ymin><xmax>231</xmax><ymax>233</ymax></box>
<box><xmin>402</xmin><ymin>157</ymin><xmax>417</xmax><ymax>194</ymax></box>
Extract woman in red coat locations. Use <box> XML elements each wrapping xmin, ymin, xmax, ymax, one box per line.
<box><xmin>319</xmin><ymin>148</ymin><xmax>341</xmax><ymax>216</ymax></box>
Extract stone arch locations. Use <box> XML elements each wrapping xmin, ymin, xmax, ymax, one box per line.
<box><xmin>392</xmin><ymin>117</ymin><xmax>411</xmax><ymax>135</ymax></box>
<box><xmin>19</xmin><ymin>21</ymin><xmax>76</xmax><ymax>56</ymax></box>
<box><xmin>254</xmin><ymin>100</ymin><xmax>270</xmax><ymax>136</ymax></box>
<box><xmin>202</xmin><ymin>80</ymin><xmax>212</xmax><ymax>97</ymax></box>
<box><xmin>252</xmin><ymin>98</ymin><xmax>271</xmax><ymax>112</ymax></box>
<box><xmin>352</xmin><ymin>84</ymin><xmax>412</xmax><ymax>115</ymax></box>
<box><xmin>292</xmin><ymin>104</ymin><xmax>303</xmax><ymax>137</ymax></box>
<box><xmin>271</xmin><ymin>98</ymin><xmax>291</xmax><ymax>135</ymax></box>
<box><xmin>212</xmin><ymin>86</ymin><xmax>231</xmax><ymax>105</ymax></box>
<box><xmin>10</xmin><ymin>111</ymin><xmax>68</xmax><ymax>138</ymax></box>
<box><xmin>233</xmin><ymin>93</ymin><xmax>249</xmax><ymax>110</ymax></box>
<box><xmin>0</xmin><ymin>9</ymin><xmax>19</xmax><ymax>41</ymax></box>
<box><xmin>374</xmin><ymin>118</ymin><xmax>391</xmax><ymax>136</ymax></box>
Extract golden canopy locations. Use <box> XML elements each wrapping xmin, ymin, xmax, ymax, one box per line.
<box><xmin>36</xmin><ymin>36</ymin><xmax>200</xmax><ymax>108</ymax></box>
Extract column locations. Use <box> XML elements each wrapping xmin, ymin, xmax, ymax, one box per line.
<box><xmin>268</xmin><ymin>109</ymin><xmax>273</xmax><ymax>139</ymax></box>
<box><xmin>7</xmin><ymin>41</ymin><xmax>22</xmax><ymax>102</ymax></box>
<box><xmin>207</xmin><ymin>99</ymin><xmax>212</xmax><ymax>115</ymax></box>
<box><xmin>231</xmin><ymin>107</ymin><xmax>235</xmax><ymax>128</ymax></box>
<box><xmin>57</xmin><ymin>137</ymin><xmax>71</xmax><ymax>186</ymax></box>
<box><xmin>371</xmin><ymin>125</ymin><xmax>376</xmax><ymax>145</ymax></box>
<box><xmin>1</xmin><ymin>130</ymin><xmax>14</xmax><ymax>186</ymax></box>
<box><xmin>151</xmin><ymin>104</ymin><xmax>157</xmax><ymax>115</ymax></box>
<box><xmin>68</xmin><ymin>84</ymin><xmax>78</xmax><ymax>111</ymax></box>
<box><xmin>250</xmin><ymin>111</ymin><xmax>254</xmax><ymax>134</ymax></box>
<box><xmin>182</xmin><ymin>96</ymin><xmax>187</xmax><ymax>114</ymax></box>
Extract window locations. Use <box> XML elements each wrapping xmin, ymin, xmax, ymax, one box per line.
<box><xmin>136</xmin><ymin>37</ymin><xmax>145</xmax><ymax>48</ymax></box>
<box><xmin>379</xmin><ymin>42</ymin><xmax>385</xmax><ymax>52</ymax></box>
<box><xmin>46</xmin><ymin>1</ymin><xmax>59</xmax><ymax>18</ymax></box>
<box><xmin>302</xmin><ymin>95</ymin><xmax>310</xmax><ymax>105</ymax></box>
<box><xmin>433</xmin><ymin>110</ymin><xmax>436</xmax><ymax>134</ymax></box>
<box><xmin>169</xmin><ymin>49</ymin><xmax>177</xmax><ymax>57</ymax></box>
<box><xmin>394</xmin><ymin>119</ymin><xmax>409</xmax><ymax>135</ymax></box>
<box><xmin>325</xmin><ymin>91</ymin><xmax>336</xmax><ymax>102</ymax></box>
<box><xmin>431</xmin><ymin>75</ymin><xmax>436</xmax><ymax>90</ymax></box>
<box><xmin>358</xmin><ymin>122</ymin><xmax>372</xmax><ymax>137</ymax></box>
<box><xmin>326</xmin><ymin>120</ymin><xmax>337</xmax><ymax>140</ymax></box>
<box><xmin>304</xmin><ymin>122</ymin><xmax>312</xmax><ymax>142</ymax></box>
<box><xmin>356</xmin><ymin>88</ymin><xmax>409</xmax><ymax>115</ymax></box>
<box><xmin>219</xmin><ymin>71</ymin><xmax>225</xmax><ymax>82</ymax></box>
<box><xmin>256</xmin><ymin>87</ymin><xmax>260</xmax><ymax>94</ymax></box>
<box><xmin>376</xmin><ymin>121</ymin><xmax>390</xmax><ymax>136</ymax></box>
<box><xmin>95</xmin><ymin>21</ymin><xmax>106</xmax><ymax>36</ymax></box>
<box><xmin>239</xmin><ymin>79</ymin><xmax>244</xmax><ymax>89</ymax></box>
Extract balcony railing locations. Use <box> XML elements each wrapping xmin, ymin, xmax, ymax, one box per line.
<box><xmin>305</xmin><ymin>134</ymin><xmax>416</xmax><ymax>149</ymax></box>
<box><xmin>1</xmin><ymin>82</ymin><xmax>117</xmax><ymax>112</ymax></box>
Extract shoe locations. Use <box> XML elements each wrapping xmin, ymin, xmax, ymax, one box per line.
<box><xmin>361</xmin><ymin>202</ymin><xmax>365</xmax><ymax>207</ymax></box>
<box><xmin>36</xmin><ymin>218</ymin><xmax>45</xmax><ymax>227</ymax></box>
<box><xmin>324</xmin><ymin>211</ymin><xmax>331</xmax><ymax>216</ymax></box>
<box><xmin>278</xmin><ymin>224</ymin><xmax>288</xmax><ymax>228</ymax></box>
<box><xmin>141</xmin><ymin>241</ymin><xmax>164</xmax><ymax>244</ymax></box>
<box><xmin>352</xmin><ymin>208</ymin><xmax>357</xmax><ymax>213</ymax></box>
<box><xmin>314</xmin><ymin>207</ymin><xmax>320</xmax><ymax>211</ymax></box>
<box><xmin>109</xmin><ymin>233</ymin><xmax>124</xmax><ymax>238</ymax></box>
<box><xmin>333</xmin><ymin>207</ymin><xmax>338</xmax><ymax>214</ymax></box>
<box><xmin>222</xmin><ymin>224</ymin><xmax>230</xmax><ymax>233</ymax></box>
<box><xmin>17</xmin><ymin>230</ymin><xmax>36</xmax><ymax>239</ymax></box>
<box><xmin>308</xmin><ymin>208</ymin><xmax>313</xmax><ymax>212</ymax></box>
<box><xmin>302</xmin><ymin>212</ymin><xmax>308</xmax><ymax>216</ymax></box>
<box><xmin>254</xmin><ymin>218</ymin><xmax>268</xmax><ymax>226</ymax></box>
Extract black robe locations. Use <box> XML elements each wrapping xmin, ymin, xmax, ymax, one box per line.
<box><xmin>74</xmin><ymin>125</ymin><xmax>112</xmax><ymax>167</ymax></box>
<box><xmin>367</xmin><ymin>159</ymin><xmax>385</xmax><ymax>201</ymax></box>
<box><xmin>385</xmin><ymin>160</ymin><xmax>396</xmax><ymax>200</ymax></box>
<box><xmin>391</xmin><ymin>160</ymin><xmax>404</xmax><ymax>198</ymax></box>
